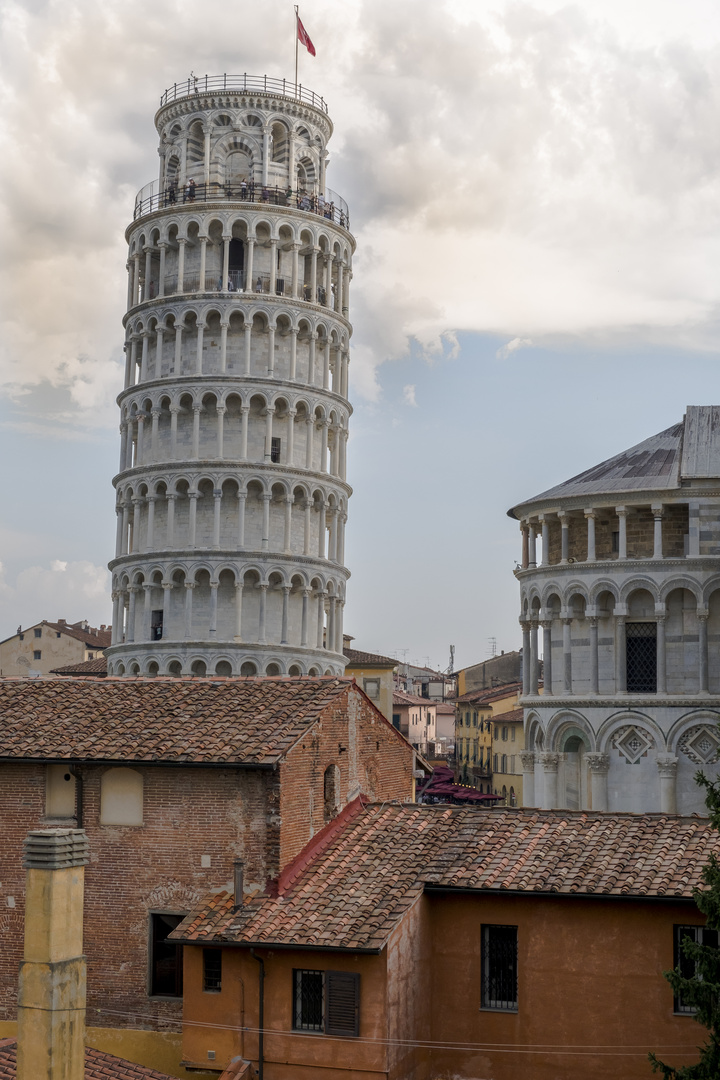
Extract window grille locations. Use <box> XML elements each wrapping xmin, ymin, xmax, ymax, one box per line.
<box><xmin>626</xmin><ymin>622</ymin><xmax>657</xmax><ymax>693</ymax></box>
<box><xmin>203</xmin><ymin>948</ymin><xmax>222</xmax><ymax>992</ymax></box>
<box><xmin>270</xmin><ymin>436</ymin><xmax>281</xmax><ymax>463</ymax></box>
<box><xmin>292</xmin><ymin>969</ymin><xmax>359</xmax><ymax>1036</ymax></box>
<box><xmin>294</xmin><ymin>970</ymin><xmax>324</xmax><ymax>1030</ymax></box>
<box><xmin>481</xmin><ymin>925</ymin><xmax>518</xmax><ymax>1010</ymax></box>
<box><xmin>674</xmin><ymin>925</ymin><xmax>719</xmax><ymax>1013</ymax></box>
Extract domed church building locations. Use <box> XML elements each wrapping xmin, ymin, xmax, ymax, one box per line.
<box><xmin>509</xmin><ymin>405</ymin><xmax>720</xmax><ymax>814</ymax></box>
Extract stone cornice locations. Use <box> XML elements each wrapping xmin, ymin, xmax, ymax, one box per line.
<box><xmin>117</xmin><ymin>372</ymin><xmax>353</xmax><ymax>415</ymax></box>
<box><xmin>515</xmin><ymin>556</ymin><xmax>720</xmax><ymax>579</ymax></box>
<box><xmin>520</xmin><ymin>694</ymin><xmax>720</xmax><ymax>710</ymax></box>
<box><xmin>125</xmin><ymin>198</ymin><xmax>354</xmax><ymax>246</ymax></box>
<box><xmin>123</xmin><ymin>287</ymin><xmax>354</xmax><ymax>332</ymax></box>
<box><xmin>108</xmin><ymin>548</ymin><xmax>352</xmax><ymax>579</ymax></box>
<box><xmin>154</xmin><ymin>91</ymin><xmax>333</xmax><ymax>140</ymax></box>
<box><xmin>112</xmin><ymin>460</ymin><xmax>353</xmax><ymax>497</ymax></box>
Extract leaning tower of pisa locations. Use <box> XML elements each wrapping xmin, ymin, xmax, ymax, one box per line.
<box><xmin>107</xmin><ymin>75</ymin><xmax>354</xmax><ymax>678</ymax></box>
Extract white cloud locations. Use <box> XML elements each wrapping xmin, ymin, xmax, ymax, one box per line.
<box><xmin>496</xmin><ymin>337</ymin><xmax>534</xmax><ymax>361</ymax></box>
<box><xmin>0</xmin><ymin>560</ymin><xmax>111</xmax><ymax>640</ymax></box>
<box><xmin>402</xmin><ymin>384</ymin><xmax>418</xmax><ymax>407</ymax></box>
<box><xmin>0</xmin><ymin>0</ymin><xmax>719</xmax><ymax>414</ymax></box>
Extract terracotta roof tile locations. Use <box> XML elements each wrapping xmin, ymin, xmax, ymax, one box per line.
<box><xmin>0</xmin><ymin>677</ymin><xmax>354</xmax><ymax>764</ymax></box>
<box><xmin>0</xmin><ymin>1041</ymin><xmax>173</xmax><ymax>1080</ymax></box>
<box><xmin>50</xmin><ymin>656</ymin><xmax>108</xmax><ymax>676</ymax></box>
<box><xmin>393</xmin><ymin>690</ymin><xmax>435</xmax><ymax>706</ymax></box>
<box><xmin>344</xmin><ymin>648</ymin><xmax>397</xmax><ymax>667</ymax></box>
<box><xmin>453</xmin><ymin>682</ymin><xmax>522</xmax><ymax>705</ymax></box>
<box><xmin>172</xmin><ymin>805</ymin><xmax>720</xmax><ymax>952</ymax></box>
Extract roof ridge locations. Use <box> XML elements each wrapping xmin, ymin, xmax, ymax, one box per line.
<box><xmin>275</xmin><ymin>794</ymin><xmax>369</xmax><ymax>895</ymax></box>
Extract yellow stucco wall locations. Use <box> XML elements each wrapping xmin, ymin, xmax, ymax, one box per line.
<box><xmin>344</xmin><ymin>665</ymin><xmax>396</xmax><ymax>722</ymax></box>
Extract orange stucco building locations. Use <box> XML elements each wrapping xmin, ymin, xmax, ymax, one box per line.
<box><xmin>173</xmin><ymin>804</ymin><xmax>715</xmax><ymax>1080</ymax></box>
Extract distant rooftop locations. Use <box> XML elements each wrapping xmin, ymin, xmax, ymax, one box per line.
<box><xmin>344</xmin><ymin>647</ymin><xmax>398</xmax><ymax>668</ymax></box>
<box><xmin>0</xmin><ymin>677</ymin><xmax>362</xmax><ymax>765</ymax></box>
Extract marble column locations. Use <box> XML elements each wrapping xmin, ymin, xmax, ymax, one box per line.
<box><xmin>520</xmin><ymin>751</ymin><xmax>536</xmax><ymax>806</ymax></box>
<box><xmin>541</xmin><ymin>620</ymin><xmax>552</xmax><ymax>695</ymax></box>
<box><xmin>657</xmin><ymin>755</ymin><xmax>678</xmax><ymax>815</ymax></box>
<box><xmin>562</xmin><ymin>617</ymin><xmax>572</xmax><ymax>694</ymax></box>
<box><xmin>656</xmin><ymin>613</ymin><xmax>667</xmax><ymax>694</ymax></box>
<box><xmin>589</xmin><ymin>617</ymin><xmax>599</xmax><ymax>695</ymax></box>
<box><xmin>586</xmin><ymin>753</ymin><xmax>609</xmax><ymax>811</ymax></box>
<box><xmin>521</xmin><ymin>622</ymin><xmax>531</xmax><ymax>695</ymax></box>
<box><xmin>539</xmin><ymin>752</ymin><xmax>559</xmax><ymax>809</ymax></box>
<box><xmin>698</xmin><ymin>610</ymin><xmax>709</xmax><ymax>694</ymax></box>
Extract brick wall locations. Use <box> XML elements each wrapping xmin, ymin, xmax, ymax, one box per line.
<box><xmin>0</xmin><ymin>761</ymin><xmax>280</xmax><ymax>1030</ymax></box>
<box><xmin>0</xmin><ymin>688</ymin><xmax>415</xmax><ymax>1033</ymax></box>
<box><xmin>278</xmin><ymin>686</ymin><xmax>415</xmax><ymax>869</ymax></box>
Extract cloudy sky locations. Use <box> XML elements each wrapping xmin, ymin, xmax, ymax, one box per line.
<box><xmin>1</xmin><ymin>0</ymin><xmax>719</xmax><ymax>670</ymax></box>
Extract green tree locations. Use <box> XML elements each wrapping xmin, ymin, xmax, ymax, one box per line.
<box><xmin>649</xmin><ymin>771</ymin><xmax>720</xmax><ymax>1078</ymax></box>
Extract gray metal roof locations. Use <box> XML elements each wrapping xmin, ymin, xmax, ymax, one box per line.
<box><xmin>510</xmin><ymin>407</ymin><xmax>720</xmax><ymax>517</ymax></box>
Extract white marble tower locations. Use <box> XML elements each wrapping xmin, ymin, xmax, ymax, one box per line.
<box><xmin>107</xmin><ymin>75</ymin><xmax>354</xmax><ymax>678</ymax></box>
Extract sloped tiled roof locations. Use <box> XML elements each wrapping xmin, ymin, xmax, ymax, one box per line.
<box><xmin>509</xmin><ymin>421</ymin><xmax>685</xmax><ymax>516</ymax></box>
<box><xmin>453</xmin><ymin>682</ymin><xmax>522</xmax><ymax>706</ymax></box>
<box><xmin>171</xmin><ymin>805</ymin><xmax>718</xmax><ymax>952</ymax></box>
<box><xmin>50</xmin><ymin>656</ymin><xmax>108</xmax><ymax>676</ymax></box>
<box><xmin>0</xmin><ymin>677</ymin><xmax>355</xmax><ymax>764</ymax></box>
<box><xmin>344</xmin><ymin>647</ymin><xmax>397</xmax><ymax>668</ymax></box>
<box><xmin>0</xmin><ymin>1040</ymin><xmax>174</xmax><ymax>1080</ymax></box>
<box><xmin>393</xmin><ymin>690</ymin><xmax>435</xmax><ymax>707</ymax></box>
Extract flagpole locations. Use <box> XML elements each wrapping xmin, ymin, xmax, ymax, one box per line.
<box><xmin>294</xmin><ymin>5</ymin><xmax>299</xmax><ymax>96</ymax></box>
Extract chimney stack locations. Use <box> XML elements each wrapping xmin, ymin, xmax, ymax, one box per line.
<box><xmin>17</xmin><ymin>829</ymin><xmax>89</xmax><ymax>1080</ymax></box>
<box><xmin>233</xmin><ymin>860</ymin><xmax>244</xmax><ymax>909</ymax></box>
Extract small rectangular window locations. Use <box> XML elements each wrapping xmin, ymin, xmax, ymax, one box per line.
<box><xmin>363</xmin><ymin>678</ymin><xmax>380</xmax><ymax>700</ymax></box>
<box><xmin>392</xmin><ymin>714</ymin><xmax>401</xmax><ymax>730</ymax></box>
<box><xmin>612</xmin><ymin>531</ymin><xmax>620</xmax><ymax>553</ymax></box>
<box><xmin>270</xmin><ymin>436</ymin><xmax>281</xmax><ymax>463</ymax></box>
<box><xmin>674</xmin><ymin>925</ymin><xmax>719</xmax><ymax>1013</ymax></box>
<box><xmin>18</xmin><ymin>633</ymin><xmax>24</xmax><ymax>641</ymax></box>
<box><xmin>481</xmin><ymin>925</ymin><xmax>518</xmax><ymax>1011</ymax></box>
<box><xmin>33</xmin><ymin>651</ymin><xmax>42</xmax><ymax>661</ymax></box>
<box><xmin>34</xmin><ymin>628</ymin><xmax>42</xmax><ymax>638</ymax></box>
<box><xmin>56</xmin><ymin>632</ymin><xmax>62</xmax><ymax>639</ymax></box>
<box><xmin>203</xmin><ymin>948</ymin><xmax>222</xmax><ymax>993</ymax></box>
<box><xmin>150</xmin><ymin>912</ymin><xmax>185</xmax><ymax>997</ymax></box>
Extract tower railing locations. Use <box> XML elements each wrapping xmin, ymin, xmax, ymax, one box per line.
<box><xmin>159</xmin><ymin>74</ymin><xmax>328</xmax><ymax>113</ymax></box>
<box><xmin>133</xmin><ymin>179</ymin><xmax>350</xmax><ymax>229</ymax></box>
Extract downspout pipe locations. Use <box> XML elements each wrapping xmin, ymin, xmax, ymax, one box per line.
<box><xmin>250</xmin><ymin>949</ymin><xmax>264</xmax><ymax>1080</ymax></box>
<box><xmin>69</xmin><ymin>764</ymin><xmax>84</xmax><ymax>828</ymax></box>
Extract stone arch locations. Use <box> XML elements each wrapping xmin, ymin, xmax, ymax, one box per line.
<box><xmin>596</xmin><ymin>710</ymin><xmax>664</xmax><ymax>757</ymax></box>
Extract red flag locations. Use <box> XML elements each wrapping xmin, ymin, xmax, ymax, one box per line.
<box><xmin>297</xmin><ymin>15</ymin><xmax>316</xmax><ymax>57</ymax></box>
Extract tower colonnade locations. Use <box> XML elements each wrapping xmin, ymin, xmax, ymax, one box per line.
<box><xmin>107</xmin><ymin>77</ymin><xmax>355</xmax><ymax>678</ymax></box>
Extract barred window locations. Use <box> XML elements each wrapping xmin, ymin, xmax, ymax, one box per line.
<box><xmin>481</xmin><ymin>925</ymin><xmax>518</xmax><ymax>1011</ymax></box>
<box><xmin>626</xmin><ymin>622</ymin><xmax>657</xmax><ymax>693</ymax></box>
<box><xmin>270</xmin><ymin>436</ymin><xmax>281</xmax><ymax>463</ymax></box>
<box><xmin>674</xmin><ymin>925</ymin><xmax>718</xmax><ymax>1014</ymax></box>
<box><xmin>293</xmin><ymin>969</ymin><xmax>359</xmax><ymax>1036</ymax></box>
<box><xmin>203</xmin><ymin>948</ymin><xmax>222</xmax><ymax>992</ymax></box>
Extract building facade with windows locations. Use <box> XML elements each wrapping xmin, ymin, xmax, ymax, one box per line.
<box><xmin>107</xmin><ymin>75</ymin><xmax>354</xmax><ymax>678</ymax></box>
<box><xmin>0</xmin><ymin>677</ymin><xmax>415</xmax><ymax>1074</ymax></box>
<box><xmin>453</xmin><ymin>682</ymin><xmax>524</xmax><ymax>800</ymax></box>
<box><xmin>509</xmin><ymin>407</ymin><xmax>720</xmax><ymax>814</ymax></box>
<box><xmin>391</xmin><ymin>690</ymin><xmax>436</xmax><ymax>754</ymax></box>
<box><xmin>173</xmin><ymin>803</ymin><xmax>716</xmax><ymax>1080</ymax></box>
<box><xmin>343</xmin><ymin>640</ymin><xmax>398</xmax><ymax>722</ymax></box>
<box><xmin>0</xmin><ymin>619</ymin><xmax>111</xmax><ymax>678</ymax></box>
